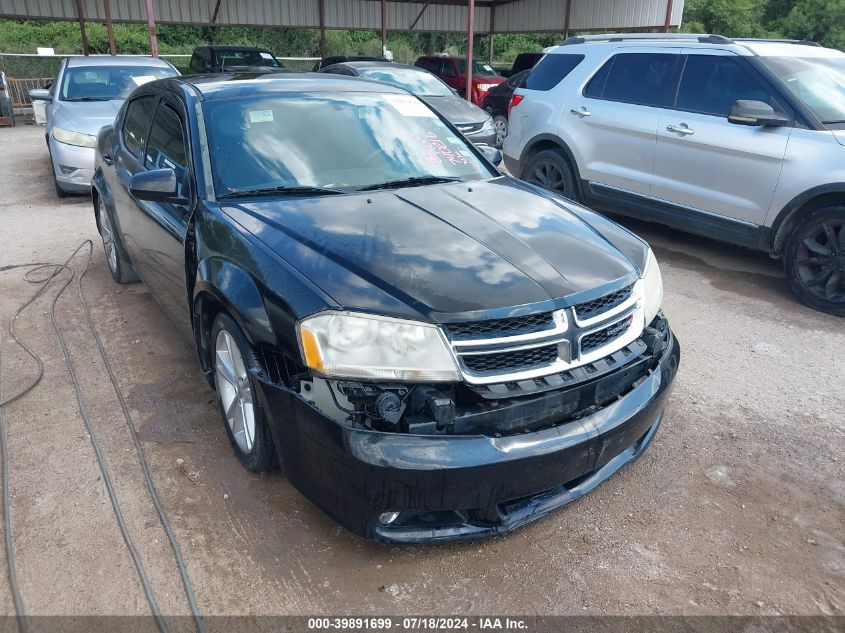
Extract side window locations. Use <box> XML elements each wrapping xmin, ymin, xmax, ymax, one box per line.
<box><xmin>584</xmin><ymin>53</ymin><xmax>678</xmax><ymax>107</ymax></box>
<box><xmin>145</xmin><ymin>103</ymin><xmax>188</xmax><ymax>194</ymax></box>
<box><xmin>441</xmin><ymin>61</ymin><xmax>456</xmax><ymax>77</ymax></box>
<box><xmin>189</xmin><ymin>52</ymin><xmax>202</xmax><ymax>72</ymax></box>
<box><xmin>122</xmin><ymin>95</ymin><xmax>156</xmax><ymax>158</ymax></box>
<box><xmin>675</xmin><ymin>55</ymin><xmax>781</xmax><ymax>117</ymax></box>
<box><xmin>524</xmin><ymin>54</ymin><xmax>584</xmax><ymax>91</ymax></box>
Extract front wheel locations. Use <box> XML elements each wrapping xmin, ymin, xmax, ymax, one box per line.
<box><xmin>784</xmin><ymin>205</ymin><xmax>845</xmax><ymax>317</ymax></box>
<box><xmin>211</xmin><ymin>313</ymin><xmax>278</xmax><ymax>472</ymax></box>
<box><xmin>522</xmin><ymin>148</ymin><xmax>578</xmax><ymax>201</ymax></box>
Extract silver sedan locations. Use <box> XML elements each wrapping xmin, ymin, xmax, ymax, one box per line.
<box><xmin>29</xmin><ymin>55</ymin><xmax>178</xmax><ymax>197</ymax></box>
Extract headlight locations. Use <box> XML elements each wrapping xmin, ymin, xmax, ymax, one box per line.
<box><xmin>52</xmin><ymin>127</ymin><xmax>97</xmax><ymax>148</ymax></box>
<box><xmin>640</xmin><ymin>248</ymin><xmax>664</xmax><ymax>325</ymax></box>
<box><xmin>297</xmin><ymin>312</ymin><xmax>460</xmax><ymax>382</ymax></box>
<box><xmin>480</xmin><ymin>117</ymin><xmax>494</xmax><ymax>131</ymax></box>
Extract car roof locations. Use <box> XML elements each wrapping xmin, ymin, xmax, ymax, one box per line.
<box><xmin>66</xmin><ymin>55</ymin><xmax>173</xmax><ymax>68</ymax></box>
<box><xmin>335</xmin><ymin>62</ymin><xmax>423</xmax><ymax>71</ymax></box>
<box><xmin>204</xmin><ymin>45</ymin><xmax>272</xmax><ymax>52</ymax></box>
<box><xmin>179</xmin><ymin>72</ymin><xmax>408</xmax><ymax>100</ymax></box>
<box><xmin>547</xmin><ymin>34</ymin><xmax>845</xmax><ymax>58</ymax></box>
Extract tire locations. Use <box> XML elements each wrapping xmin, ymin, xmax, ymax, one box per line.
<box><xmin>493</xmin><ymin>115</ymin><xmax>508</xmax><ymax>149</ymax></box>
<box><xmin>211</xmin><ymin>312</ymin><xmax>278</xmax><ymax>472</ymax></box>
<box><xmin>96</xmin><ymin>195</ymin><xmax>139</xmax><ymax>284</ymax></box>
<box><xmin>522</xmin><ymin>148</ymin><xmax>579</xmax><ymax>201</ymax></box>
<box><xmin>784</xmin><ymin>205</ymin><xmax>845</xmax><ymax>317</ymax></box>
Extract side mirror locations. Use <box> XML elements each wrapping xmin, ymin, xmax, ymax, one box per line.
<box><xmin>29</xmin><ymin>88</ymin><xmax>51</xmax><ymax>101</ymax></box>
<box><xmin>728</xmin><ymin>100</ymin><xmax>790</xmax><ymax>127</ymax></box>
<box><xmin>477</xmin><ymin>144</ymin><xmax>502</xmax><ymax>166</ymax></box>
<box><xmin>129</xmin><ymin>168</ymin><xmax>188</xmax><ymax>204</ymax></box>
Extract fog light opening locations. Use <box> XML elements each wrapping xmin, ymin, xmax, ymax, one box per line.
<box><xmin>58</xmin><ymin>165</ymin><xmax>77</xmax><ymax>175</ymax></box>
<box><xmin>379</xmin><ymin>511</ymin><xmax>400</xmax><ymax>525</ymax></box>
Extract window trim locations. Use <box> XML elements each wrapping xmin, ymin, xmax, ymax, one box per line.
<box><xmin>666</xmin><ymin>52</ymin><xmax>795</xmax><ymax>122</ymax></box>
<box><xmin>581</xmin><ymin>51</ymin><xmax>683</xmax><ymax>109</ymax></box>
<box><xmin>120</xmin><ymin>94</ymin><xmax>158</xmax><ymax>161</ymax></box>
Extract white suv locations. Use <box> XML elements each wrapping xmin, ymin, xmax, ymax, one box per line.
<box><xmin>503</xmin><ymin>34</ymin><xmax>845</xmax><ymax>316</ymax></box>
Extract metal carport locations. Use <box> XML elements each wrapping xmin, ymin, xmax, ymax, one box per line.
<box><xmin>0</xmin><ymin>0</ymin><xmax>684</xmax><ymax>98</ymax></box>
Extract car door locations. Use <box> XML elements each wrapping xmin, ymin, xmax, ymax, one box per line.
<box><xmin>566</xmin><ymin>49</ymin><xmax>681</xmax><ymax>196</ymax></box>
<box><xmin>128</xmin><ymin>97</ymin><xmax>194</xmax><ymax>334</ymax></box>
<box><xmin>439</xmin><ymin>60</ymin><xmax>464</xmax><ymax>93</ymax></box>
<box><xmin>651</xmin><ymin>51</ymin><xmax>793</xmax><ymax>225</ymax></box>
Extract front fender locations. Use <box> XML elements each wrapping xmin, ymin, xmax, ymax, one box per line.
<box><xmin>194</xmin><ymin>257</ymin><xmax>275</xmax><ymax>349</ymax></box>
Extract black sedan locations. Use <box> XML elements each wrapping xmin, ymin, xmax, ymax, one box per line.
<box><xmin>92</xmin><ymin>72</ymin><xmax>679</xmax><ymax>543</ymax></box>
<box><xmin>481</xmin><ymin>69</ymin><xmax>530</xmax><ymax>148</ymax></box>
<box><xmin>320</xmin><ymin>61</ymin><xmax>497</xmax><ymax>148</ymax></box>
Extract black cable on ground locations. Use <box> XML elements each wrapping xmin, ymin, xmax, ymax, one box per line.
<box><xmin>76</xmin><ymin>246</ymin><xmax>206</xmax><ymax>633</ymax></box>
<box><xmin>0</xmin><ymin>344</ymin><xmax>29</xmax><ymax>633</ymax></box>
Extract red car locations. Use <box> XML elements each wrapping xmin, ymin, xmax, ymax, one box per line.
<box><xmin>415</xmin><ymin>56</ymin><xmax>505</xmax><ymax>106</ymax></box>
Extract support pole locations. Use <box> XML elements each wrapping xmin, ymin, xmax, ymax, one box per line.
<box><xmin>211</xmin><ymin>0</ymin><xmax>223</xmax><ymax>23</ymax></box>
<box><xmin>381</xmin><ymin>0</ymin><xmax>387</xmax><ymax>55</ymax></box>
<box><xmin>144</xmin><ymin>0</ymin><xmax>159</xmax><ymax>57</ymax></box>
<box><xmin>466</xmin><ymin>0</ymin><xmax>475</xmax><ymax>102</ymax></box>
<box><xmin>318</xmin><ymin>0</ymin><xmax>326</xmax><ymax>58</ymax></box>
<box><xmin>74</xmin><ymin>0</ymin><xmax>90</xmax><ymax>56</ymax></box>
<box><xmin>103</xmin><ymin>0</ymin><xmax>116</xmax><ymax>56</ymax></box>
<box><xmin>663</xmin><ymin>0</ymin><xmax>674</xmax><ymax>32</ymax></box>
<box><xmin>563</xmin><ymin>0</ymin><xmax>572</xmax><ymax>39</ymax></box>
<box><xmin>487</xmin><ymin>4</ymin><xmax>495</xmax><ymax>65</ymax></box>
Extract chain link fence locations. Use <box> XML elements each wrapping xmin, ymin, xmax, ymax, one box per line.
<box><xmin>0</xmin><ymin>53</ymin><xmax>320</xmax><ymax>107</ymax></box>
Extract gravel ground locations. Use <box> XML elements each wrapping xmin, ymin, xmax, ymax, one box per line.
<box><xmin>0</xmin><ymin>125</ymin><xmax>842</xmax><ymax>619</ymax></box>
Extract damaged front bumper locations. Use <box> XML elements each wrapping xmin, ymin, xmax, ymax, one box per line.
<box><xmin>258</xmin><ymin>320</ymin><xmax>680</xmax><ymax>543</ymax></box>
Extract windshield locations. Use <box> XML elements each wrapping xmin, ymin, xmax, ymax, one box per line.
<box><xmin>214</xmin><ymin>50</ymin><xmax>280</xmax><ymax>68</ymax></box>
<box><xmin>60</xmin><ymin>65</ymin><xmax>177</xmax><ymax>101</ymax></box>
<box><xmin>456</xmin><ymin>60</ymin><xmax>499</xmax><ymax>76</ymax></box>
<box><xmin>357</xmin><ymin>67</ymin><xmax>452</xmax><ymax>96</ymax></box>
<box><xmin>760</xmin><ymin>55</ymin><xmax>845</xmax><ymax>125</ymax></box>
<box><xmin>204</xmin><ymin>92</ymin><xmax>494</xmax><ymax>196</ymax></box>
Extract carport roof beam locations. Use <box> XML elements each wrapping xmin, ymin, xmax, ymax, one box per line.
<box><xmin>0</xmin><ymin>0</ymin><xmax>685</xmax><ymax>36</ymax></box>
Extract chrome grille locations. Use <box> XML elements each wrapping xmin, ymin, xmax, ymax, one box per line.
<box><xmin>573</xmin><ymin>284</ymin><xmax>634</xmax><ymax>321</ymax></box>
<box><xmin>445</xmin><ymin>283</ymin><xmax>643</xmax><ymax>385</ymax></box>
<box><xmin>456</xmin><ymin>122</ymin><xmax>484</xmax><ymax>134</ymax></box>
<box><xmin>445</xmin><ymin>312</ymin><xmax>554</xmax><ymax>340</ymax></box>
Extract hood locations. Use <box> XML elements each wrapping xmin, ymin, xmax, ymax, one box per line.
<box><xmin>833</xmin><ymin>129</ymin><xmax>845</xmax><ymax>146</ymax></box>
<box><xmin>54</xmin><ymin>99</ymin><xmax>122</xmax><ymax>136</ymax></box>
<box><xmin>221</xmin><ymin>178</ymin><xmax>639</xmax><ymax>322</ymax></box>
<box><xmin>419</xmin><ymin>95</ymin><xmax>489</xmax><ymax>125</ymax></box>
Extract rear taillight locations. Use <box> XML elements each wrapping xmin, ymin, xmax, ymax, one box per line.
<box><xmin>508</xmin><ymin>94</ymin><xmax>524</xmax><ymax>117</ymax></box>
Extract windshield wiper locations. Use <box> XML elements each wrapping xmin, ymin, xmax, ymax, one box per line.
<box><xmin>822</xmin><ymin>119</ymin><xmax>845</xmax><ymax>125</ymax></box>
<box><xmin>356</xmin><ymin>176</ymin><xmax>461</xmax><ymax>191</ymax></box>
<box><xmin>219</xmin><ymin>185</ymin><xmax>345</xmax><ymax>199</ymax></box>
<box><xmin>65</xmin><ymin>97</ymin><xmax>112</xmax><ymax>102</ymax></box>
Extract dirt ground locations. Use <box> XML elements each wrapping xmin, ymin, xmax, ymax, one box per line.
<box><xmin>0</xmin><ymin>124</ymin><xmax>842</xmax><ymax>619</ymax></box>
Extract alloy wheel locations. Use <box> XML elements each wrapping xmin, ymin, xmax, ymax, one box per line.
<box><xmin>98</xmin><ymin>199</ymin><xmax>118</xmax><ymax>274</ymax></box>
<box><xmin>794</xmin><ymin>218</ymin><xmax>845</xmax><ymax>303</ymax></box>
<box><xmin>529</xmin><ymin>160</ymin><xmax>566</xmax><ymax>193</ymax></box>
<box><xmin>214</xmin><ymin>329</ymin><xmax>256</xmax><ymax>454</ymax></box>
<box><xmin>493</xmin><ymin>117</ymin><xmax>507</xmax><ymax>148</ymax></box>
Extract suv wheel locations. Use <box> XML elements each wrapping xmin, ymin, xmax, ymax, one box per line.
<box><xmin>784</xmin><ymin>205</ymin><xmax>845</xmax><ymax>316</ymax></box>
<box><xmin>523</xmin><ymin>148</ymin><xmax>578</xmax><ymax>201</ymax></box>
<box><xmin>211</xmin><ymin>312</ymin><xmax>278</xmax><ymax>472</ymax></box>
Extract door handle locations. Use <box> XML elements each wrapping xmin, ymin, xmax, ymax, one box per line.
<box><xmin>666</xmin><ymin>124</ymin><xmax>695</xmax><ymax>136</ymax></box>
<box><xmin>570</xmin><ymin>107</ymin><xmax>591</xmax><ymax>118</ymax></box>
<box><xmin>102</xmin><ymin>154</ymin><xmax>114</xmax><ymax>166</ymax></box>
